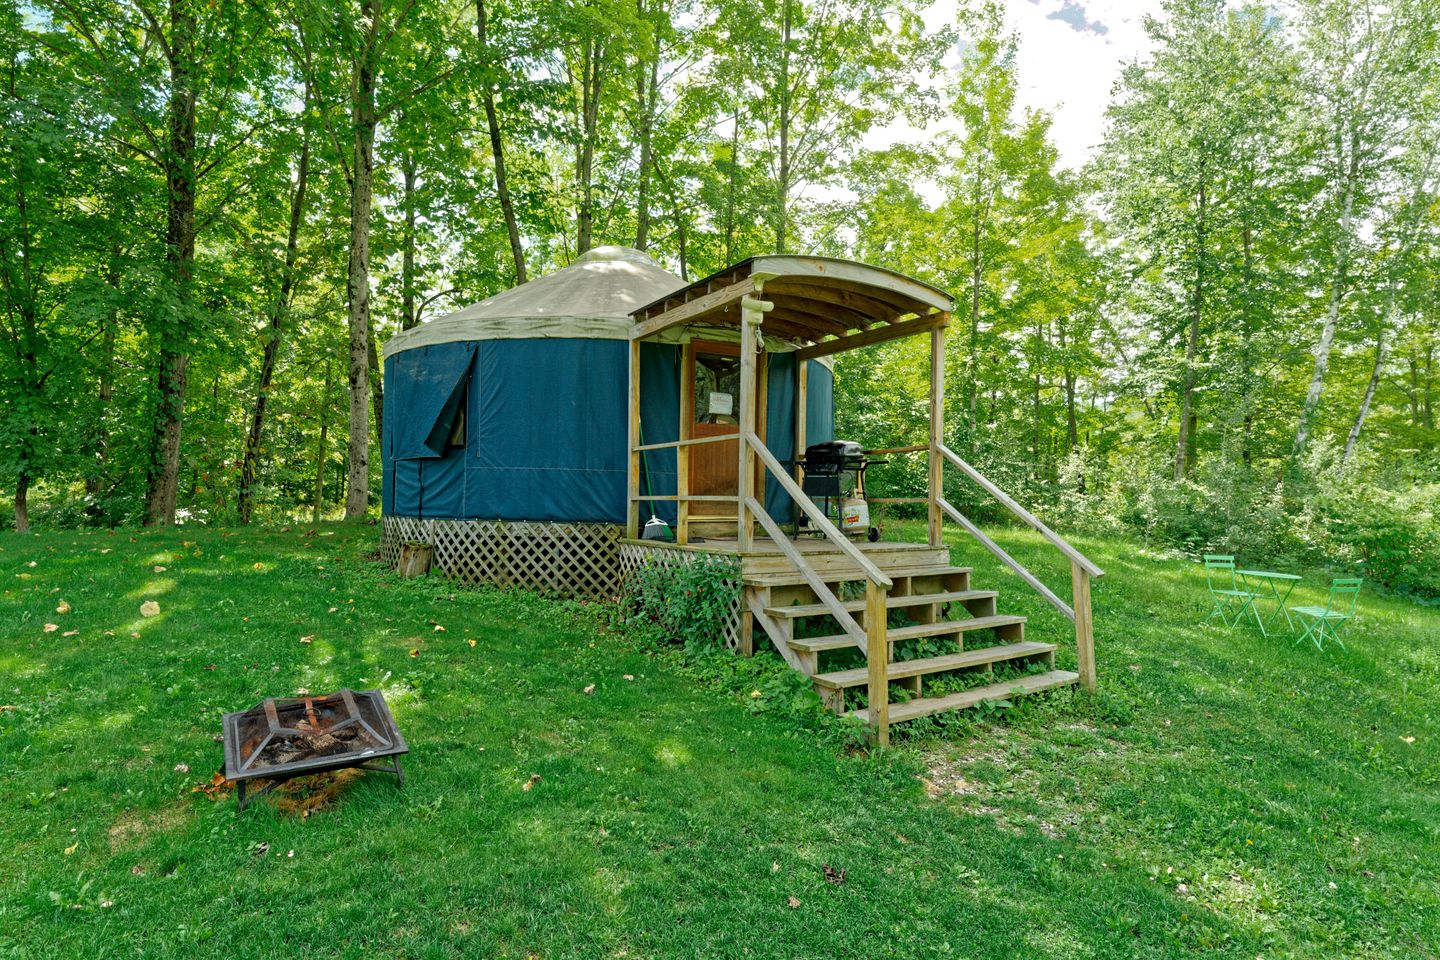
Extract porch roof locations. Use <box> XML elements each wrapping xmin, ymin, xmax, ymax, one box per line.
<box><xmin>629</xmin><ymin>255</ymin><xmax>953</xmax><ymax>358</ymax></box>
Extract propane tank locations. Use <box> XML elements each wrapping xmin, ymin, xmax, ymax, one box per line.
<box><xmin>840</xmin><ymin>497</ymin><xmax>869</xmax><ymax>535</ymax></box>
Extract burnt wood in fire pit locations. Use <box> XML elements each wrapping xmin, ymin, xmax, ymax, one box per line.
<box><xmin>221</xmin><ymin>688</ymin><xmax>408</xmax><ymax>811</ymax></box>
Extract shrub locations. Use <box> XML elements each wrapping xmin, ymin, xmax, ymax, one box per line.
<box><xmin>623</xmin><ymin>556</ymin><xmax>742</xmax><ymax>654</ymax></box>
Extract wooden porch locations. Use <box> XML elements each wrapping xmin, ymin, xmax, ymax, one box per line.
<box><xmin>626</xmin><ymin>256</ymin><xmax>1103</xmax><ymax>744</ymax></box>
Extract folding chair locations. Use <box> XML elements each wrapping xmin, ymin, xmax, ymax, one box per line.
<box><xmin>1203</xmin><ymin>555</ymin><xmax>1257</xmax><ymax>628</ymax></box>
<box><xmin>1290</xmin><ymin>578</ymin><xmax>1362</xmax><ymax>652</ymax></box>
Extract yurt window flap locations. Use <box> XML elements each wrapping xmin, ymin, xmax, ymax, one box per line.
<box><xmin>389</xmin><ymin>343</ymin><xmax>477</xmax><ymax>460</ymax></box>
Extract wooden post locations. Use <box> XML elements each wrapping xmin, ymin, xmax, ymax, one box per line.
<box><xmin>678</xmin><ymin>341</ymin><xmax>694</xmax><ymax>544</ymax></box>
<box><xmin>865</xmin><ymin>580</ymin><xmax>889</xmax><ymax>746</ymax></box>
<box><xmin>1072</xmin><ymin>561</ymin><xmax>1095</xmax><ymax>692</ymax></box>
<box><xmin>928</xmin><ymin>323</ymin><xmax>945</xmax><ymax>548</ymax></box>
<box><xmin>737</xmin><ymin>288</ymin><xmax>770</xmax><ymax>550</ymax></box>
<box><xmin>627</xmin><ymin>338</ymin><xmax>642</xmax><ymax>540</ymax></box>
<box><xmin>794</xmin><ymin>359</ymin><xmax>808</xmax><ymax>487</ymax></box>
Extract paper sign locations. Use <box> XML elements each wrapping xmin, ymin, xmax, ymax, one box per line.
<box><xmin>708</xmin><ymin>391</ymin><xmax>733</xmax><ymax>416</ymax></box>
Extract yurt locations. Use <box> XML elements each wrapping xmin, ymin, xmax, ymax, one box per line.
<box><xmin>379</xmin><ymin>246</ymin><xmax>835</xmax><ymax>596</ymax></box>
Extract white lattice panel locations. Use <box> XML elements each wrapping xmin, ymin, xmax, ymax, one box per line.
<box><xmin>617</xmin><ymin>543</ymin><xmax>744</xmax><ymax>651</ymax></box>
<box><xmin>380</xmin><ymin>516</ymin><xmax>624</xmax><ymax>599</ymax></box>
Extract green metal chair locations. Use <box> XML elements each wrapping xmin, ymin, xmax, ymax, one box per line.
<box><xmin>1290</xmin><ymin>578</ymin><xmax>1362</xmax><ymax>652</ymax></box>
<box><xmin>1203</xmin><ymin>555</ymin><xmax>1257</xmax><ymax>628</ymax></box>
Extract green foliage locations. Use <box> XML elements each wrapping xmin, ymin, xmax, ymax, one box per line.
<box><xmin>622</xmin><ymin>556</ymin><xmax>742</xmax><ymax>654</ymax></box>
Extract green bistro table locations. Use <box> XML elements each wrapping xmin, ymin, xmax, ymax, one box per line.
<box><xmin>1237</xmin><ymin>569</ymin><xmax>1302</xmax><ymax>637</ymax></box>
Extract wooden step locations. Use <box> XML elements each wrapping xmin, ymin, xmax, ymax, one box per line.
<box><xmin>789</xmin><ymin>614</ymin><xmax>1026</xmax><ymax>653</ymax></box>
<box><xmin>850</xmin><ymin>670</ymin><xmax>1080</xmax><ymax>724</ymax></box>
<box><xmin>747</xmin><ymin>565</ymin><xmax>972</xmax><ymax>589</ymax></box>
<box><xmin>765</xmin><ymin>589</ymin><xmax>997</xmax><ymax>620</ymax></box>
<box><xmin>812</xmin><ymin>641</ymin><xmax>1056</xmax><ymax>690</ymax></box>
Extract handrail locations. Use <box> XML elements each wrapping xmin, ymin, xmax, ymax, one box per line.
<box><xmin>745</xmin><ymin>431</ymin><xmax>893</xmax><ymax>589</ymax></box>
<box><xmin>747</xmin><ymin>497</ymin><xmax>868</xmax><ymax>650</ymax></box>
<box><xmin>936</xmin><ymin>443</ymin><xmax>1104</xmax><ymax>579</ymax></box>
<box><xmin>634</xmin><ymin>434</ymin><xmax>737</xmax><ymax>453</ymax></box>
<box><xmin>936</xmin><ymin>496</ymin><xmax>1074</xmax><ymax>621</ymax></box>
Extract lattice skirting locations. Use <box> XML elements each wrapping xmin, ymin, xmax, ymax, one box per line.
<box><xmin>380</xmin><ymin>516</ymin><xmax>624</xmax><ymax>598</ymax></box>
<box><xmin>616</xmin><ymin>543</ymin><xmax>745</xmax><ymax>651</ymax></box>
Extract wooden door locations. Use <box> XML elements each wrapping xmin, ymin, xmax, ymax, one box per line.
<box><xmin>686</xmin><ymin>340</ymin><xmax>741</xmax><ymax>501</ymax></box>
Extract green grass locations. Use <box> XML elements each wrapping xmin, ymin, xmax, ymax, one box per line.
<box><xmin>1</xmin><ymin>522</ymin><xmax>1437</xmax><ymax>958</ymax></box>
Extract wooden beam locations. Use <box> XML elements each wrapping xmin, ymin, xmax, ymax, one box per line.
<box><xmin>764</xmin><ymin>281</ymin><xmax>911</xmax><ymax>323</ymax></box>
<box><xmin>747</xmin><ymin>256</ymin><xmax>952</xmax><ymax>315</ymax></box>
<box><xmin>795</xmin><ymin>359</ymin><xmax>808</xmax><ymax>487</ymax></box>
<box><xmin>626</xmin><ymin>339</ymin><xmax>641</xmax><ymax>539</ymax></box>
<box><xmin>632</xmin><ymin>277</ymin><xmax>755</xmax><ymax>340</ymax></box>
<box><xmin>866</xmin><ymin>580</ymin><xmax>890</xmax><ymax>747</ymax></box>
<box><xmin>737</xmin><ymin>294</ymin><xmax>762</xmax><ymax>549</ymax></box>
<box><xmin>747</xmin><ymin>497</ymin><xmax>868</xmax><ymax>649</ymax></box>
<box><xmin>678</xmin><ymin>341</ymin><xmax>694</xmax><ymax>544</ymax></box>
<box><xmin>634</xmin><ymin>433</ymin><xmax>736</xmax><ymax>452</ymax></box>
<box><xmin>1072</xmin><ymin>562</ymin><xmax>1096</xmax><ymax>692</ymax></box>
<box><xmin>793</xmin><ymin>311</ymin><xmax>950</xmax><ymax>362</ymax></box>
<box><xmin>765</xmin><ymin>303</ymin><xmax>858</xmax><ymax>337</ymax></box>
<box><xmin>929</xmin><ymin>325</ymin><xmax>945</xmax><ymax>548</ymax></box>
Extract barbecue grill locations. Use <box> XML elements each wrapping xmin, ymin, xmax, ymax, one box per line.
<box><xmin>793</xmin><ymin>440</ymin><xmax>886</xmax><ymax>541</ymax></box>
<box><xmin>221</xmin><ymin>688</ymin><xmax>408</xmax><ymax>811</ymax></box>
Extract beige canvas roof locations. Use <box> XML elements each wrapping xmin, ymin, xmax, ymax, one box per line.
<box><xmin>383</xmin><ymin>246</ymin><xmax>686</xmax><ymax>359</ymax></box>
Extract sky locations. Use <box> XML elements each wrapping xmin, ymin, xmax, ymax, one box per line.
<box><xmin>901</xmin><ymin>0</ymin><xmax>1161</xmax><ymax>171</ymax></box>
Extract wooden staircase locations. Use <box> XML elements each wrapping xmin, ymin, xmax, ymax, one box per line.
<box><xmin>746</xmin><ymin>548</ymin><xmax>1080</xmax><ymax>725</ymax></box>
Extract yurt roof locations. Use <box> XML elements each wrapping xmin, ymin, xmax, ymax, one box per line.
<box><xmin>383</xmin><ymin>246</ymin><xmax>686</xmax><ymax>359</ymax></box>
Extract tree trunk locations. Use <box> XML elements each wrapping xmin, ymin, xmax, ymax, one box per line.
<box><xmin>633</xmin><ymin>14</ymin><xmax>658</xmax><ymax>251</ymax></box>
<box><xmin>1174</xmin><ymin>177</ymin><xmax>1206</xmax><ymax>480</ymax></box>
<box><xmin>87</xmin><ymin>249</ymin><xmax>121</xmax><ymax>498</ymax></box>
<box><xmin>13</xmin><ymin>470</ymin><xmax>29</xmax><ymax>534</ymax></box>
<box><xmin>965</xmin><ymin>208</ymin><xmax>982</xmax><ymax>432</ymax></box>
<box><xmin>1343</xmin><ymin>314</ymin><xmax>1387</xmax><ymax>462</ymax></box>
<box><xmin>723</xmin><ymin>110</ymin><xmax>739</xmax><ymax>263</ymax></box>
<box><xmin>1294</xmin><ymin>126</ymin><xmax>1358</xmax><ymax>463</ymax></box>
<box><xmin>344</xmin><ymin>0</ymin><xmax>380</xmax><ymax>519</ymax></box>
<box><xmin>576</xmin><ymin>37</ymin><xmax>603</xmax><ymax>254</ymax></box>
<box><xmin>143</xmin><ymin>0</ymin><xmax>198</xmax><ymax>526</ymax></box>
<box><xmin>774</xmin><ymin>0</ymin><xmax>792</xmax><ymax>254</ymax></box>
<box><xmin>400</xmin><ymin>149</ymin><xmax>418</xmax><ymax>330</ymax></box>
<box><xmin>239</xmin><ymin>125</ymin><xmax>310</xmax><ymax>524</ymax></box>
<box><xmin>476</xmin><ymin>0</ymin><xmax>526</xmax><ymax>283</ymax></box>
<box><xmin>368</xmin><ymin>322</ymin><xmax>383</xmax><ymax>445</ymax></box>
<box><xmin>313</xmin><ymin>358</ymin><xmax>333</xmax><ymax>524</ymax></box>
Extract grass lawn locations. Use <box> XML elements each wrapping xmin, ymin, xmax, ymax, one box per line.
<box><xmin>2</xmin><ymin>522</ymin><xmax>1437</xmax><ymax>958</ymax></box>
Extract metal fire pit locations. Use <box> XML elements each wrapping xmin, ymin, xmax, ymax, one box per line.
<box><xmin>221</xmin><ymin>688</ymin><xmax>408</xmax><ymax>811</ymax></box>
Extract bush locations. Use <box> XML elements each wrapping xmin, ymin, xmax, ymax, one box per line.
<box><xmin>623</xmin><ymin>556</ymin><xmax>742</xmax><ymax>654</ymax></box>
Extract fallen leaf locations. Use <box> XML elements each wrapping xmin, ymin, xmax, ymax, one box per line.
<box><xmin>43</xmin><ymin>623</ymin><xmax>59</xmax><ymax>633</ymax></box>
<box><xmin>174</xmin><ymin>763</ymin><xmax>190</xmax><ymax>774</ymax></box>
<box><xmin>522</xmin><ymin>773</ymin><xmax>542</xmax><ymax>791</ymax></box>
<box><xmin>299</xmin><ymin>635</ymin><xmax>314</xmax><ymax>645</ymax></box>
<box><xmin>895</xmin><ymin>834</ymin><xmax>912</xmax><ymax>844</ymax></box>
<box><xmin>409</xmin><ymin>648</ymin><xmax>420</xmax><ymax>658</ymax></box>
<box><xmin>623</xmin><ymin>674</ymin><xmax>635</xmax><ymax>682</ymax></box>
<box><xmin>25</xmin><ymin>560</ymin><xmax>36</xmax><ymax>568</ymax></box>
<box><xmin>786</xmin><ymin>896</ymin><xmax>801</xmax><ymax>909</ymax></box>
<box><xmin>152</xmin><ymin>565</ymin><xmax>166</xmax><ymax>573</ymax></box>
<box><xmin>204</xmin><ymin>664</ymin><xmax>216</xmax><ymax>671</ymax></box>
<box><xmin>1401</xmin><ymin>735</ymin><xmax>1416</xmax><ymax>744</ymax></box>
<box><xmin>327</xmin><ymin>607</ymin><xmax>338</xmax><ymax>614</ymax></box>
<box><xmin>139</xmin><ymin>601</ymin><xmax>160</xmax><ymax>617</ymax></box>
<box><xmin>822</xmin><ymin>864</ymin><xmax>846</xmax><ymax>885</ymax></box>
<box><xmin>771</xmin><ymin>861</ymin><xmax>780</xmax><ymax>874</ymax></box>
<box><xmin>62</xmin><ymin>629</ymin><xmax>79</xmax><ymax>637</ymax></box>
<box><xmin>64</xmin><ymin>841</ymin><xmax>78</xmax><ymax>856</ymax></box>
<box><xmin>467</xmin><ymin>639</ymin><xmax>477</xmax><ymax>648</ymax></box>
<box><xmin>55</xmin><ymin>600</ymin><xmax>71</xmax><ymax>615</ymax></box>
<box><xmin>130</xmin><ymin>632</ymin><xmax>140</xmax><ymax>639</ymax></box>
<box><xmin>253</xmin><ymin>562</ymin><xmax>265</xmax><ymax>570</ymax></box>
<box><xmin>433</xmin><ymin>624</ymin><xmax>446</xmax><ymax>633</ymax></box>
<box><xmin>583</xmin><ymin>683</ymin><xmax>596</xmax><ymax>695</ymax></box>
<box><xmin>101</xmin><ymin>900</ymin><xmax>114</xmax><ymax>909</ymax></box>
<box><xmin>252</xmin><ymin>841</ymin><xmax>270</xmax><ymax>858</ymax></box>
<box><xmin>130</xmin><ymin>865</ymin><xmax>145</xmax><ymax>876</ymax></box>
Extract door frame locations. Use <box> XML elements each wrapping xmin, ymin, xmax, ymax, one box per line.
<box><xmin>680</xmin><ymin>338</ymin><xmax>767</xmax><ymax>537</ymax></box>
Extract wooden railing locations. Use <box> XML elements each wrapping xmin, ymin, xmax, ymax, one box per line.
<box><xmin>933</xmin><ymin>442</ymin><xmax>1102</xmax><ymax>691</ymax></box>
<box><xmin>744</xmin><ymin>431</ymin><xmax>895</xmax><ymax>743</ymax></box>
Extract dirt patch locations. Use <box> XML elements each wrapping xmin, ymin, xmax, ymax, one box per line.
<box><xmin>108</xmin><ymin>804</ymin><xmax>191</xmax><ymax>852</ymax></box>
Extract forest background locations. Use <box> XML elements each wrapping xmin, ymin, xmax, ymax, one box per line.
<box><xmin>1</xmin><ymin>0</ymin><xmax>1436</xmax><ymax>595</ymax></box>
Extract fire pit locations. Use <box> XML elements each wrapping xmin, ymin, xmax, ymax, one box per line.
<box><xmin>221</xmin><ymin>689</ymin><xmax>408</xmax><ymax>811</ymax></box>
